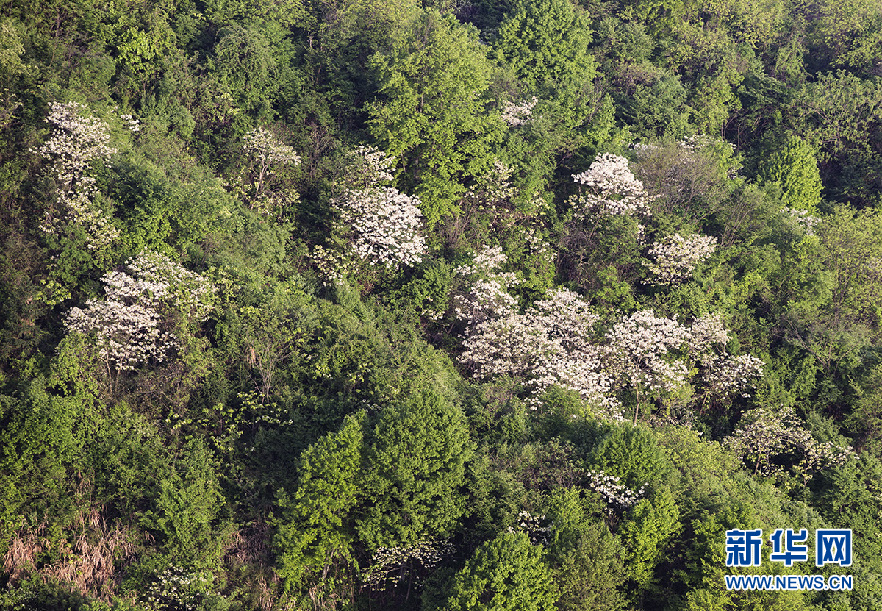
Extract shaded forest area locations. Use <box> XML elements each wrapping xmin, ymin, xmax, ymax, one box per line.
<box><xmin>1</xmin><ymin>0</ymin><xmax>882</xmax><ymax>608</ymax></box>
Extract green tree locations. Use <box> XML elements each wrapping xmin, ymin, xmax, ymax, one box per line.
<box><xmin>761</xmin><ymin>136</ymin><xmax>822</xmax><ymax>212</ymax></box>
<box><xmin>427</xmin><ymin>530</ymin><xmax>558</xmax><ymax>611</ymax></box>
<box><xmin>275</xmin><ymin>411</ymin><xmax>366</xmax><ymax>591</ymax></box>
<box><xmin>141</xmin><ymin>438</ymin><xmax>226</xmax><ymax>568</ymax></box>
<box><xmin>618</xmin><ymin>486</ymin><xmax>681</xmax><ymax>589</ymax></box>
<box><xmin>544</xmin><ymin>488</ymin><xmax>627</xmax><ymax>611</ymax></box>
<box><xmin>493</xmin><ymin>0</ymin><xmax>603</xmax><ymax>140</ymax></box>
<box><xmin>493</xmin><ymin>0</ymin><xmax>594</xmax><ymax>98</ymax></box>
<box><xmin>211</xmin><ymin>24</ymin><xmax>277</xmax><ymax>119</ymax></box>
<box><xmin>357</xmin><ymin>389</ymin><xmax>472</xmax><ymax>550</ymax></box>
<box><xmin>368</xmin><ymin>9</ymin><xmax>503</xmax><ymax>225</ymax></box>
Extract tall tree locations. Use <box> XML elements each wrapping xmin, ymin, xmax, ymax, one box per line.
<box><xmin>368</xmin><ymin>9</ymin><xmax>503</xmax><ymax>226</ymax></box>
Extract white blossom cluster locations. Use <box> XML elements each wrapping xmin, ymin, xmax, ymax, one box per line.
<box><xmin>570</xmin><ymin>153</ymin><xmax>654</xmax><ymax>218</ymax></box>
<box><xmin>119</xmin><ymin>113</ymin><xmax>140</xmax><ymax>132</ymax></box>
<box><xmin>452</xmin><ymin>246</ymin><xmax>519</xmax><ymax>327</ymax></box>
<box><xmin>585</xmin><ymin>470</ymin><xmax>646</xmax><ymax>511</ymax></box>
<box><xmin>334</xmin><ymin>186</ymin><xmax>426</xmax><ymax>269</ymax></box>
<box><xmin>66</xmin><ymin>298</ymin><xmax>170</xmax><ymax>372</ymax></box>
<box><xmin>242</xmin><ymin>126</ymin><xmax>301</xmax><ymax>212</ymax></box>
<box><xmin>320</xmin><ymin>146</ymin><xmax>426</xmax><ymax>274</ymax></box>
<box><xmin>454</xmin><ymin>245</ymin><xmax>510</xmax><ymax>277</ymax></box>
<box><xmin>36</xmin><ymin>101</ymin><xmax>119</xmax><ymax>250</ymax></box>
<box><xmin>726</xmin><ymin>406</ymin><xmax>852</xmax><ymax>479</ymax></box>
<box><xmin>605</xmin><ymin>310</ymin><xmax>693</xmax><ymax>393</ymax></box>
<box><xmin>64</xmin><ymin>252</ymin><xmax>213</xmax><ymax>372</ymax></box>
<box><xmin>362</xmin><ymin>539</ymin><xmax>453</xmax><ymax>590</ymax></box>
<box><xmin>460</xmin><ymin>288</ymin><xmax>617</xmax><ymax>414</ymax></box>
<box><xmin>703</xmin><ymin>353</ymin><xmax>765</xmax><ymax>398</ymax></box>
<box><xmin>508</xmin><ymin>510</ymin><xmax>551</xmax><ymax>544</ymax></box>
<box><xmin>121</xmin><ymin>251</ymin><xmax>215</xmax><ymax>321</ymax></box>
<box><xmin>243</xmin><ymin>126</ymin><xmax>301</xmax><ymax>168</ymax></box>
<box><xmin>501</xmin><ymin>96</ymin><xmax>538</xmax><ymax>126</ymax></box>
<box><xmin>522</xmin><ymin>226</ymin><xmax>555</xmax><ymax>266</ymax></box>
<box><xmin>311</xmin><ymin>243</ymin><xmax>350</xmax><ymax>286</ymax></box>
<box><xmin>141</xmin><ymin>565</ymin><xmax>212</xmax><ymax>611</ymax></box>
<box><xmin>646</xmin><ymin>233</ymin><xmax>717</xmax><ymax>284</ymax></box>
<box><xmin>781</xmin><ymin>207</ymin><xmax>819</xmax><ymax>235</ymax></box>
<box><xmin>455</xmin><ymin>268</ymin><xmax>763</xmax><ymax>419</ymax></box>
<box><xmin>688</xmin><ymin>312</ymin><xmax>731</xmax><ymax>356</ymax></box>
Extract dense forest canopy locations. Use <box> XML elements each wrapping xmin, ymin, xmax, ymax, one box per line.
<box><xmin>1</xmin><ymin>0</ymin><xmax>881</xmax><ymax>608</ymax></box>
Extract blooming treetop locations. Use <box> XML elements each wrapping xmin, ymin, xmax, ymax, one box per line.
<box><xmin>65</xmin><ymin>252</ymin><xmax>214</xmax><ymax>372</ymax></box>
<box><xmin>37</xmin><ymin>101</ymin><xmax>119</xmax><ymax>250</ymax></box>
<box><xmin>340</xmin><ymin>145</ymin><xmax>396</xmax><ymax>190</ymax></box>
<box><xmin>243</xmin><ymin>126</ymin><xmax>301</xmax><ymax>169</ymax></box>
<box><xmin>501</xmin><ymin>96</ymin><xmax>538</xmax><ymax>127</ymax></box>
<box><xmin>458</xmin><ymin>281</ymin><xmax>765</xmax><ymax>420</ymax></box>
<box><xmin>316</xmin><ymin>146</ymin><xmax>427</xmax><ymax>280</ymax></box>
<box><xmin>570</xmin><ymin>153</ymin><xmax>654</xmax><ymax>218</ymax></box>
<box><xmin>604</xmin><ymin>309</ymin><xmax>693</xmax><ymax>395</ymax></box>
<box><xmin>242</xmin><ymin>126</ymin><xmax>302</xmax><ymax>213</ymax></box>
<box><xmin>647</xmin><ymin>233</ymin><xmax>717</xmax><ymax>284</ymax></box>
<box><xmin>585</xmin><ymin>470</ymin><xmax>646</xmax><ymax>512</ymax></box>
<box><xmin>726</xmin><ymin>405</ymin><xmax>852</xmax><ymax>478</ymax></box>
<box><xmin>460</xmin><ymin>287</ymin><xmax>616</xmax><ymax>415</ymax></box>
<box><xmin>337</xmin><ymin>187</ymin><xmax>426</xmax><ymax>269</ymax></box>
<box><xmin>452</xmin><ymin>246</ymin><xmax>519</xmax><ymax>328</ymax></box>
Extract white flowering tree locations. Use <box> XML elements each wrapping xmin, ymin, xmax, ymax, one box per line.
<box><xmin>242</xmin><ymin>126</ymin><xmax>301</xmax><ymax>213</ymax></box>
<box><xmin>453</xmin><ymin>246</ymin><xmax>764</xmax><ymax>421</ymax></box>
<box><xmin>36</xmin><ymin>101</ymin><xmax>119</xmax><ymax>250</ymax></box>
<box><xmin>646</xmin><ymin>233</ymin><xmax>717</xmax><ymax>284</ymax></box>
<box><xmin>726</xmin><ymin>406</ymin><xmax>852</xmax><ymax>480</ymax></box>
<box><xmin>460</xmin><ymin>287</ymin><xmax>617</xmax><ymax>416</ymax></box>
<box><xmin>604</xmin><ymin>310</ymin><xmax>692</xmax><ymax>423</ymax></box>
<box><xmin>560</xmin><ymin>153</ymin><xmax>652</xmax><ymax>295</ymax></box>
<box><xmin>570</xmin><ymin>153</ymin><xmax>654</xmax><ymax>219</ymax></box>
<box><xmin>605</xmin><ymin>310</ymin><xmax>766</xmax><ymax>422</ymax></box>
<box><xmin>316</xmin><ymin>146</ymin><xmax>427</xmax><ymax>284</ymax></box>
<box><xmin>64</xmin><ymin>252</ymin><xmax>214</xmax><ymax>380</ymax></box>
<box><xmin>501</xmin><ymin>96</ymin><xmax>538</xmax><ymax>127</ymax></box>
<box><xmin>585</xmin><ymin>470</ymin><xmax>646</xmax><ymax>514</ymax></box>
<box><xmin>451</xmin><ymin>246</ymin><xmax>519</xmax><ymax>330</ymax></box>
<box><xmin>336</xmin><ymin>188</ymin><xmax>426</xmax><ymax>269</ymax></box>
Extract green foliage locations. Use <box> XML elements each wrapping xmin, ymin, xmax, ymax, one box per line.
<box><xmin>493</xmin><ymin>0</ymin><xmax>594</xmax><ymax>97</ymax></box>
<box><xmin>761</xmin><ymin>136</ymin><xmax>822</xmax><ymax>212</ymax></box>
<box><xmin>618</xmin><ymin>486</ymin><xmax>681</xmax><ymax>588</ymax></box>
<box><xmin>814</xmin><ymin>454</ymin><xmax>882</xmax><ymax>575</ymax></box>
<box><xmin>427</xmin><ymin>530</ymin><xmax>558</xmax><ymax>611</ymax></box>
<box><xmin>544</xmin><ymin>488</ymin><xmax>628</xmax><ymax>611</ymax></box>
<box><xmin>586</xmin><ymin>423</ymin><xmax>676</xmax><ymax>492</ymax></box>
<box><xmin>369</xmin><ymin>9</ymin><xmax>504</xmax><ymax>225</ymax></box>
<box><xmin>624</xmin><ymin>74</ymin><xmax>692</xmax><ymax>140</ymax></box>
<box><xmin>275</xmin><ymin>411</ymin><xmax>365</xmax><ymax>591</ymax></box>
<box><xmin>210</xmin><ymin>25</ymin><xmax>277</xmax><ymax>119</ymax></box>
<box><xmin>139</xmin><ymin>438</ymin><xmax>226</xmax><ymax>568</ymax></box>
<box><xmin>357</xmin><ymin>389</ymin><xmax>472</xmax><ymax>550</ymax></box>
<box><xmin>4</xmin><ymin>0</ymin><xmax>882</xmax><ymax>606</ymax></box>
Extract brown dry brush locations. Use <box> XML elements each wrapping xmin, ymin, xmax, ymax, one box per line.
<box><xmin>3</xmin><ymin>507</ymin><xmax>137</xmax><ymax>600</ymax></box>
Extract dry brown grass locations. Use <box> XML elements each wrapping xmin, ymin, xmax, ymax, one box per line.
<box><xmin>223</xmin><ymin>519</ymin><xmax>292</xmax><ymax>611</ymax></box>
<box><xmin>3</xmin><ymin>507</ymin><xmax>137</xmax><ymax>599</ymax></box>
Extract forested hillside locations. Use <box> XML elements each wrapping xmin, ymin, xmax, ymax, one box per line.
<box><xmin>1</xmin><ymin>0</ymin><xmax>881</xmax><ymax>608</ymax></box>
